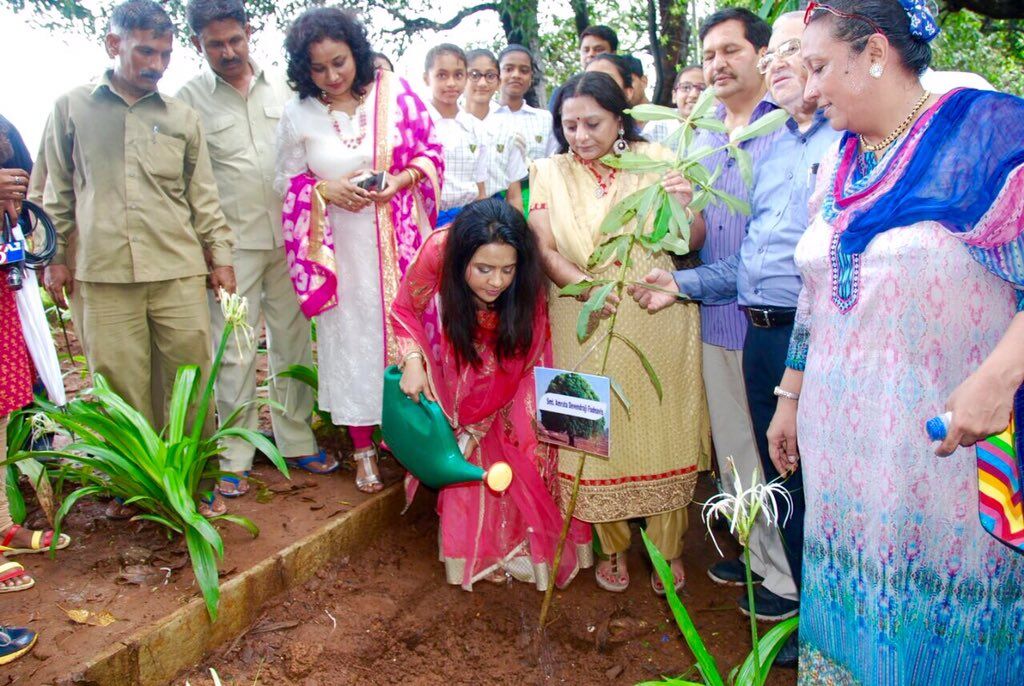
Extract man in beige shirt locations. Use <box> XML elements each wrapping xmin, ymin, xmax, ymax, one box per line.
<box><xmin>177</xmin><ymin>0</ymin><xmax>324</xmax><ymax>499</ymax></box>
<box><xmin>42</xmin><ymin>1</ymin><xmax>236</xmax><ymax>473</ymax></box>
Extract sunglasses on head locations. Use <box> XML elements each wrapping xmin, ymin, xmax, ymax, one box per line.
<box><xmin>803</xmin><ymin>1</ymin><xmax>884</xmax><ymax>36</ymax></box>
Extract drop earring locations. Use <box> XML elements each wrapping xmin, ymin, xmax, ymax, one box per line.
<box><xmin>869</xmin><ymin>63</ymin><xmax>883</xmax><ymax>79</ymax></box>
<box><xmin>613</xmin><ymin>127</ymin><xmax>628</xmax><ymax>155</ymax></box>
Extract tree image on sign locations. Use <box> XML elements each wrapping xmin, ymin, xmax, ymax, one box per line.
<box><xmin>539</xmin><ymin>373</ymin><xmax>605</xmax><ymax>447</ymax></box>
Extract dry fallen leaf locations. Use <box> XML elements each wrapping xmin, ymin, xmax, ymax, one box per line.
<box><xmin>59</xmin><ymin>605</ymin><xmax>118</xmax><ymax>627</ymax></box>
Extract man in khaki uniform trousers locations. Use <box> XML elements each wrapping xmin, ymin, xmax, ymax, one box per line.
<box><xmin>41</xmin><ymin>0</ymin><xmax>236</xmax><ymax>498</ymax></box>
<box><xmin>177</xmin><ymin>0</ymin><xmax>322</xmax><ymax>499</ymax></box>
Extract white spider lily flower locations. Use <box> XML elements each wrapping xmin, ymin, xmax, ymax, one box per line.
<box><xmin>29</xmin><ymin>411</ymin><xmax>68</xmax><ymax>444</ymax></box>
<box><xmin>218</xmin><ymin>289</ymin><xmax>255</xmax><ymax>357</ymax></box>
<box><xmin>701</xmin><ymin>456</ymin><xmax>794</xmax><ymax>556</ymax></box>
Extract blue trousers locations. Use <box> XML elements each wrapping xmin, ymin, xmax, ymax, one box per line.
<box><xmin>742</xmin><ymin>322</ymin><xmax>806</xmax><ymax>589</ymax></box>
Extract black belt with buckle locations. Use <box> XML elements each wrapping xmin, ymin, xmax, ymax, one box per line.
<box><xmin>744</xmin><ymin>306</ymin><xmax>796</xmax><ymax>328</ymax></box>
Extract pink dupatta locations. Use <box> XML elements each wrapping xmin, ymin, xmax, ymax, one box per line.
<box><xmin>391</xmin><ymin>230</ymin><xmax>591</xmax><ymax>590</ymax></box>
<box><xmin>282</xmin><ymin>70</ymin><xmax>445</xmax><ymax>352</ymax></box>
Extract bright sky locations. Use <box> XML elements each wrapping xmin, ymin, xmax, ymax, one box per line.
<box><xmin>0</xmin><ymin>4</ymin><xmax>505</xmax><ymax>154</ymax></box>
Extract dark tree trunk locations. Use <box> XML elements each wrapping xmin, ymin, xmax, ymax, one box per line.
<box><xmin>649</xmin><ymin>0</ymin><xmax>692</xmax><ymax>106</ymax></box>
<box><xmin>570</xmin><ymin>0</ymin><xmax>590</xmax><ymax>36</ymax></box>
<box><xmin>498</xmin><ymin>0</ymin><xmax>544</xmax><ymax>105</ymax></box>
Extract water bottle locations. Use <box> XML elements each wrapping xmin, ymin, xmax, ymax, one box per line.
<box><xmin>924</xmin><ymin>408</ymin><xmax>1023</xmax><ymax>554</ymax></box>
<box><xmin>925</xmin><ymin>411</ymin><xmax>953</xmax><ymax>442</ymax></box>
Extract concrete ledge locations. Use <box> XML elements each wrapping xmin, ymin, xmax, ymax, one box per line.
<box><xmin>71</xmin><ymin>483</ymin><xmax>405</xmax><ymax>686</ymax></box>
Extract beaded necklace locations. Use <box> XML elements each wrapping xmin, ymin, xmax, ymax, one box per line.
<box><xmin>573</xmin><ymin>153</ymin><xmax>619</xmax><ymax>198</ymax></box>
<box><xmin>321</xmin><ymin>92</ymin><xmax>368</xmax><ymax>149</ymax></box>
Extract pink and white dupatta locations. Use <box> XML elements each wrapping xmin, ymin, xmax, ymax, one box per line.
<box><xmin>282</xmin><ymin>69</ymin><xmax>445</xmax><ymax>357</ymax></box>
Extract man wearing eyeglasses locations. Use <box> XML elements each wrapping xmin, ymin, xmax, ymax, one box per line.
<box><xmin>633</xmin><ymin>12</ymin><xmax>843</xmax><ymax>667</ymax></box>
<box><xmin>640</xmin><ymin>6</ymin><xmax>785</xmax><ymax>622</ymax></box>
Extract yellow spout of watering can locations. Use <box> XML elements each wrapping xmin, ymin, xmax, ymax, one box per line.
<box><xmin>380</xmin><ymin>365</ymin><xmax>512</xmax><ymax>492</ymax></box>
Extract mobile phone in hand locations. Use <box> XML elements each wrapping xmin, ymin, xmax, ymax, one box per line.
<box><xmin>354</xmin><ymin>171</ymin><xmax>386</xmax><ymax>192</ymax></box>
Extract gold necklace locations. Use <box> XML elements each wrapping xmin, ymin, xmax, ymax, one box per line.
<box><xmin>859</xmin><ymin>90</ymin><xmax>931</xmax><ymax>153</ymax></box>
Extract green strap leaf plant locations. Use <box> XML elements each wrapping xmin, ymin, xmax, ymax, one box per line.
<box><xmin>643</xmin><ymin>459</ymin><xmax>799</xmax><ymax>686</ymax></box>
<box><xmin>5</xmin><ymin>291</ymin><xmax>291</xmax><ymax>621</ymax></box>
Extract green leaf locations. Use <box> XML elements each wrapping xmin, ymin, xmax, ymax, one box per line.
<box><xmin>627</xmin><ymin>104</ymin><xmax>682</xmax><ymax>122</ymax></box>
<box><xmin>211</xmin><ymin>513</ymin><xmax>260</xmax><ymax>537</ymax></box>
<box><xmin>712</xmin><ymin>188</ymin><xmax>751</xmax><ymax>215</ymax></box>
<box><xmin>612</xmin><ymin>332</ymin><xmax>663</xmax><ymax>401</ymax></box>
<box><xmin>634</xmin><ymin>184</ymin><xmax>664</xmax><ymax>237</ymax></box>
<box><xmin>272</xmin><ymin>363</ymin><xmax>318</xmax><ymax>390</ymax></box>
<box><xmin>690</xmin><ymin>189</ymin><xmax>712</xmax><ymax>214</ymax></box>
<box><xmin>216</xmin><ymin>427</ymin><xmax>290</xmax><ymax>479</ymax></box>
<box><xmin>685</xmin><ymin>162</ymin><xmax>713</xmax><ymax>189</ymax></box>
<box><xmin>6</xmin><ymin>465</ymin><xmax>26</xmax><ymax>524</ymax></box>
<box><xmin>131</xmin><ymin>513</ymin><xmax>184</xmax><ymax>534</ymax></box>
<box><xmin>683</xmin><ymin>145</ymin><xmax>718</xmax><ymax>166</ymax></box>
<box><xmin>599</xmin><ymin>151</ymin><xmax>671</xmax><ymax>174</ymax></box>
<box><xmin>166</xmin><ymin>366</ymin><xmax>200</xmax><ymax>444</ymax></box>
<box><xmin>609</xmin><ymin>376</ymin><xmax>631</xmax><ymax>415</ymax></box>
<box><xmin>666</xmin><ymin>194</ymin><xmax>692</xmax><ymax>243</ymax></box>
<box><xmin>577</xmin><ymin>281</ymin><xmax>616</xmax><ymax>343</ymax></box>
<box><xmin>588</xmin><ymin>234</ymin><xmax>631</xmax><ymax>269</ymax></box>
<box><xmin>53</xmin><ymin>485</ymin><xmax>107</xmax><ymax>540</ymax></box>
<box><xmin>693</xmin><ymin>117</ymin><xmax>728</xmax><ymax>133</ymax></box>
<box><xmin>558</xmin><ymin>280</ymin><xmax>603</xmax><ymax>298</ymax></box>
<box><xmin>732</xmin><ymin>145</ymin><xmax>755</xmax><ymax>188</ymax></box>
<box><xmin>641</xmin><ymin>530</ymin><xmax>725</xmax><ymax>686</ymax></box>
<box><xmin>598</xmin><ymin>186</ymin><xmax>646</xmax><ymax>235</ymax></box>
<box><xmin>735</xmin><ymin>616</ymin><xmax>799</xmax><ymax>685</ymax></box>
<box><xmin>658</xmin><ymin>235</ymin><xmax>692</xmax><ymax>256</ymax></box>
<box><xmin>644</xmin><ymin>202</ymin><xmax>671</xmax><ymax>248</ymax></box>
<box><xmin>186</xmin><ymin>526</ymin><xmax>221</xmax><ymax>622</ymax></box>
<box><xmin>687</xmin><ymin>87</ymin><xmax>718</xmax><ymax>123</ymax></box>
<box><xmin>663</xmin><ymin>125</ymin><xmax>685</xmax><ymax>152</ymax></box>
<box><xmin>730</xmin><ymin>109</ymin><xmax>789</xmax><ymax>144</ymax></box>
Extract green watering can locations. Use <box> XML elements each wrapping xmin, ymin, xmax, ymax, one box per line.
<box><xmin>381</xmin><ymin>365</ymin><xmax>512</xmax><ymax>492</ymax></box>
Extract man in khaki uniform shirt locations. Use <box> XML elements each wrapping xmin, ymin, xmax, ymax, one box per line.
<box><xmin>42</xmin><ymin>0</ymin><xmax>236</xmax><ymax>439</ymax></box>
<box><xmin>177</xmin><ymin>0</ymin><xmax>322</xmax><ymax>497</ymax></box>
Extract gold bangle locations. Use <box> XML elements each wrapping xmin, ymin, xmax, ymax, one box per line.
<box><xmin>399</xmin><ymin>350</ymin><xmax>425</xmax><ymax>371</ymax></box>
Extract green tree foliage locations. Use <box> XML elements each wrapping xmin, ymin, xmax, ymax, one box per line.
<box><xmin>933</xmin><ymin>12</ymin><xmax>1024</xmax><ymax>94</ymax></box>
<box><xmin>7</xmin><ymin>0</ymin><xmax>1022</xmax><ymax>104</ymax></box>
<box><xmin>539</xmin><ymin>372</ymin><xmax>605</xmax><ymax>447</ymax></box>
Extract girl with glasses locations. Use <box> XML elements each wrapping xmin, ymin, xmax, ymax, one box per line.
<box><xmin>461</xmin><ymin>49</ymin><xmax>527</xmax><ymax>212</ymax></box>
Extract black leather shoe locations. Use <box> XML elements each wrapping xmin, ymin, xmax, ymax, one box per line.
<box><xmin>773</xmin><ymin>632</ymin><xmax>798</xmax><ymax>668</ymax></box>
<box><xmin>738</xmin><ymin>585</ymin><xmax>799</xmax><ymax>621</ymax></box>
<box><xmin>707</xmin><ymin>557</ymin><xmax>764</xmax><ymax>587</ymax></box>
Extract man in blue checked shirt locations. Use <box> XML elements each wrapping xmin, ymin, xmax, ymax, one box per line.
<box><xmin>632</xmin><ymin>12</ymin><xmax>841</xmax><ymax>667</ymax></box>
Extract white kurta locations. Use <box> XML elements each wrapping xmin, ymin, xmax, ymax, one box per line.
<box><xmin>275</xmin><ymin>84</ymin><xmax>384</xmax><ymax>426</ymax></box>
